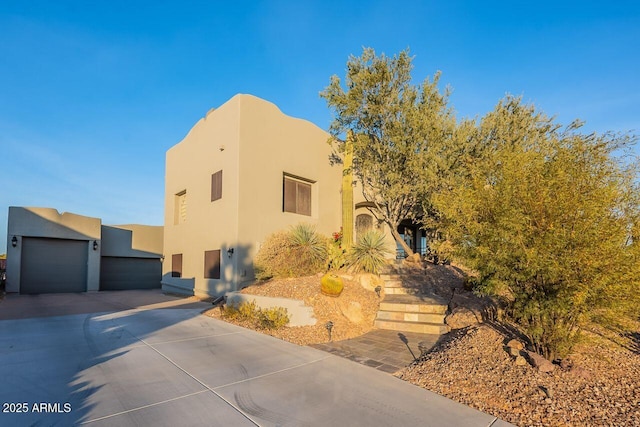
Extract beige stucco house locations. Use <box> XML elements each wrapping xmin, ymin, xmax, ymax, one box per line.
<box><xmin>161</xmin><ymin>94</ymin><xmax>414</xmax><ymax>298</ymax></box>
<box><xmin>162</xmin><ymin>94</ymin><xmax>345</xmax><ymax>297</ymax></box>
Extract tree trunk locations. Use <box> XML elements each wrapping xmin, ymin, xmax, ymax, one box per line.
<box><xmin>389</xmin><ymin>224</ymin><xmax>414</xmax><ymax>257</ymax></box>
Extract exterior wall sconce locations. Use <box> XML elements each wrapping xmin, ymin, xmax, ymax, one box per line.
<box><xmin>11</xmin><ymin>236</ymin><xmax>18</xmax><ymax>247</ymax></box>
<box><xmin>160</xmin><ymin>255</ymin><xmax>165</xmax><ymax>263</ymax></box>
<box><xmin>227</xmin><ymin>248</ymin><xmax>234</xmax><ymax>258</ymax></box>
<box><xmin>93</xmin><ymin>240</ymin><xmax>99</xmax><ymax>251</ymax></box>
<box><xmin>375</xmin><ymin>285</ymin><xmax>382</xmax><ymax>298</ymax></box>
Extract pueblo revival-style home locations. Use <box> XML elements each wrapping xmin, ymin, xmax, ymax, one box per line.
<box><xmin>5</xmin><ymin>94</ymin><xmax>427</xmax><ymax>296</ymax></box>
<box><xmin>162</xmin><ymin>94</ymin><xmax>397</xmax><ymax>297</ymax></box>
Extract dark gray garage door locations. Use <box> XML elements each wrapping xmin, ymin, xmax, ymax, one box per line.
<box><xmin>20</xmin><ymin>237</ymin><xmax>88</xmax><ymax>294</ymax></box>
<box><xmin>100</xmin><ymin>257</ymin><xmax>161</xmax><ymax>290</ymax></box>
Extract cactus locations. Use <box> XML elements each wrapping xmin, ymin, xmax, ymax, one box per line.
<box><xmin>321</xmin><ymin>273</ymin><xmax>344</xmax><ymax>297</ymax></box>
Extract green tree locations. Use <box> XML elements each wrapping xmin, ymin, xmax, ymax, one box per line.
<box><xmin>321</xmin><ymin>48</ymin><xmax>456</xmax><ymax>256</ymax></box>
<box><xmin>434</xmin><ymin>96</ymin><xmax>640</xmax><ymax>359</ymax></box>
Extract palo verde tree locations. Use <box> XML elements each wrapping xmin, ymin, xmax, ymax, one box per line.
<box><xmin>433</xmin><ymin>96</ymin><xmax>640</xmax><ymax>359</ymax></box>
<box><xmin>321</xmin><ymin>48</ymin><xmax>456</xmax><ymax>256</ymax></box>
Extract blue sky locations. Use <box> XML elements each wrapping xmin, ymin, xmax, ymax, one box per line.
<box><xmin>1</xmin><ymin>1</ymin><xmax>639</xmax><ymax>252</ymax></box>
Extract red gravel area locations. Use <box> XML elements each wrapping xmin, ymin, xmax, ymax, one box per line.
<box><xmin>397</xmin><ymin>324</ymin><xmax>640</xmax><ymax>427</ymax></box>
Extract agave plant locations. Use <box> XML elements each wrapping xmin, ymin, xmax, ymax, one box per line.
<box><xmin>288</xmin><ymin>223</ymin><xmax>328</xmax><ymax>273</ymax></box>
<box><xmin>346</xmin><ymin>230</ymin><xmax>390</xmax><ymax>274</ymax></box>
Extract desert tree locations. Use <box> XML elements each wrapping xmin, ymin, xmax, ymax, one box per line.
<box><xmin>433</xmin><ymin>96</ymin><xmax>640</xmax><ymax>359</ymax></box>
<box><xmin>321</xmin><ymin>48</ymin><xmax>456</xmax><ymax>256</ymax></box>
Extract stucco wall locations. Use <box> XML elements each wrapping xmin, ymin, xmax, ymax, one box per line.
<box><xmin>237</xmin><ymin>95</ymin><xmax>342</xmax><ymax>286</ymax></box>
<box><xmin>101</xmin><ymin>224</ymin><xmax>163</xmax><ymax>258</ymax></box>
<box><xmin>162</xmin><ymin>94</ymin><xmax>344</xmax><ymax>297</ymax></box>
<box><xmin>162</xmin><ymin>97</ymin><xmax>241</xmax><ymax>297</ymax></box>
<box><xmin>6</xmin><ymin>207</ymin><xmax>102</xmax><ymax>293</ymax></box>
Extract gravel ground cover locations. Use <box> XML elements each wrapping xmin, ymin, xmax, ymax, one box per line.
<box><xmin>204</xmin><ymin>270</ymin><xmax>639</xmax><ymax>426</ymax></box>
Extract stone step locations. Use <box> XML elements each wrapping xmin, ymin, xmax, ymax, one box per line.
<box><xmin>379</xmin><ymin>295</ymin><xmax>447</xmax><ymax>315</ymax></box>
<box><xmin>383</xmin><ymin>287</ymin><xmax>421</xmax><ymax>295</ymax></box>
<box><xmin>380</xmin><ymin>274</ymin><xmax>402</xmax><ymax>281</ymax></box>
<box><xmin>376</xmin><ymin>310</ymin><xmax>445</xmax><ymax>324</ymax></box>
<box><xmin>383</xmin><ymin>279</ymin><xmax>422</xmax><ymax>288</ymax></box>
<box><xmin>374</xmin><ymin>319</ymin><xmax>450</xmax><ymax>334</ymax></box>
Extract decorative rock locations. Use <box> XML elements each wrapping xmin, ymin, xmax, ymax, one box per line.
<box><xmin>525</xmin><ymin>350</ymin><xmax>556</xmax><ymax>373</ymax></box>
<box><xmin>357</xmin><ymin>273</ymin><xmax>383</xmax><ymax>292</ymax></box>
<box><xmin>515</xmin><ymin>355</ymin><xmax>527</xmax><ymax>366</ymax></box>
<box><xmin>506</xmin><ymin>339</ymin><xmax>524</xmax><ymax>350</ymax></box>
<box><xmin>339</xmin><ymin>301</ymin><xmax>363</xmax><ymax>324</ymax></box>
<box><xmin>445</xmin><ymin>307</ymin><xmax>480</xmax><ymax>329</ymax></box>
<box><xmin>508</xmin><ymin>346</ymin><xmax>522</xmax><ymax>357</ymax></box>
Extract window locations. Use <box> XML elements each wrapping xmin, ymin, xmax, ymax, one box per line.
<box><xmin>204</xmin><ymin>250</ymin><xmax>221</xmax><ymax>279</ymax></box>
<box><xmin>283</xmin><ymin>175</ymin><xmax>313</xmax><ymax>216</ymax></box>
<box><xmin>356</xmin><ymin>214</ymin><xmax>373</xmax><ymax>239</ymax></box>
<box><xmin>174</xmin><ymin>190</ymin><xmax>187</xmax><ymax>224</ymax></box>
<box><xmin>211</xmin><ymin>170</ymin><xmax>222</xmax><ymax>202</ymax></box>
<box><xmin>171</xmin><ymin>254</ymin><xmax>183</xmax><ymax>278</ymax></box>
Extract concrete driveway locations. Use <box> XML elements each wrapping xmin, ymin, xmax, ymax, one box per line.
<box><xmin>0</xmin><ymin>290</ymin><xmax>511</xmax><ymax>426</ymax></box>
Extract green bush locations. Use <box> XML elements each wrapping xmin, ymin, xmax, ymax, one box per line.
<box><xmin>346</xmin><ymin>230</ymin><xmax>391</xmax><ymax>274</ymax></box>
<box><xmin>432</xmin><ymin>96</ymin><xmax>640</xmax><ymax>360</ymax></box>
<box><xmin>258</xmin><ymin>306</ymin><xmax>290</xmax><ymax>329</ymax></box>
<box><xmin>254</xmin><ymin>224</ymin><xmax>328</xmax><ymax>279</ymax></box>
<box><xmin>222</xmin><ymin>300</ymin><xmax>290</xmax><ymax>330</ymax></box>
<box><xmin>288</xmin><ymin>223</ymin><xmax>328</xmax><ymax>273</ymax></box>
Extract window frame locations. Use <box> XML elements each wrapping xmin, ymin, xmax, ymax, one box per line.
<box><xmin>211</xmin><ymin>170</ymin><xmax>223</xmax><ymax>202</ymax></box>
<box><xmin>204</xmin><ymin>250</ymin><xmax>221</xmax><ymax>279</ymax></box>
<box><xmin>283</xmin><ymin>174</ymin><xmax>314</xmax><ymax>216</ymax></box>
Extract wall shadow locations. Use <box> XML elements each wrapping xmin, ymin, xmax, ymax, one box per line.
<box><xmin>0</xmin><ymin>291</ymin><xmax>212</xmax><ymax>425</ymax></box>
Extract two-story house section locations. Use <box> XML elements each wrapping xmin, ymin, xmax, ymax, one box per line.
<box><xmin>162</xmin><ymin>94</ymin><xmax>343</xmax><ymax>297</ymax></box>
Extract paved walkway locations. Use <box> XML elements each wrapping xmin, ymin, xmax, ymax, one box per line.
<box><xmin>312</xmin><ymin>330</ymin><xmax>441</xmax><ymax>373</ymax></box>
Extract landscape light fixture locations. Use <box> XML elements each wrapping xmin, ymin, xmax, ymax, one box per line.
<box><xmin>93</xmin><ymin>240</ymin><xmax>99</xmax><ymax>251</ymax></box>
<box><xmin>11</xmin><ymin>236</ymin><xmax>18</xmax><ymax>247</ymax></box>
<box><xmin>375</xmin><ymin>285</ymin><xmax>382</xmax><ymax>298</ymax></box>
<box><xmin>227</xmin><ymin>248</ymin><xmax>234</xmax><ymax>258</ymax></box>
<box><xmin>325</xmin><ymin>321</ymin><xmax>334</xmax><ymax>342</ymax></box>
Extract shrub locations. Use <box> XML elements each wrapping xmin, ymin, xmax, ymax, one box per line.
<box><xmin>258</xmin><ymin>306</ymin><xmax>290</xmax><ymax>329</ymax></box>
<box><xmin>346</xmin><ymin>230</ymin><xmax>391</xmax><ymax>274</ymax></box>
<box><xmin>432</xmin><ymin>96</ymin><xmax>640</xmax><ymax>360</ymax></box>
<box><xmin>288</xmin><ymin>223</ymin><xmax>328</xmax><ymax>274</ymax></box>
<box><xmin>254</xmin><ymin>224</ymin><xmax>328</xmax><ymax>279</ymax></box>
<box><xmin>253</xmin><ymin>231</ymin><xmax>294</xmax><ymax>280</ymax></box>
<box><xmin>326</xmin><ymin>229</ymin><xmax>346</xmax><ymax>271</ymax></box>
<box><xmin>320</xmin><ymin>273</ymin><xmax>344</xmax><ymax>297</ymax></box>
<box><xmin>222</xmin><ymin>300</ymin><xmax>289</xmax><ymax>330</ymax></box>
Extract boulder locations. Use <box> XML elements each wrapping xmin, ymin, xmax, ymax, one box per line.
<box><xmin>339</xmin><ymin>301</ymin><xmax>363</xmax><ymax>324</ymax></box>
<box><xmin>506</xmin><ymin>339</ymin><xmax>524</xmax><ymax>350</ymax></box>
<box><xmin>514</xmin><ymin>355</ymin><xmax>528</xmax><ymax>366</ymax></box>
<box><xmin>445</xmin><ymin>307</ymin><xmax>480</xmax><ymax>329</ymax></box>
<box><xmin>357</xmin><ymin>273</ymin><xmax>383</xmax><ymax>292</ymax></box>
<box><xmin>525</xmin><ymin>350</ymin><xmax>556</xmax><ymax>373</ymax></box>
<box><xmin>508</xmin><ymin>346</ymin><xmax>522</xmax><ymax>357</ymax></box>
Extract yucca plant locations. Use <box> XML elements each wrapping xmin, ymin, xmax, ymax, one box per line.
<box><xmin>288</xmin><ymin>223</ymin><xmax>328</xmax><ymax>275</ymax></box>
<box><xmin>346</xmin><ymin>230</ymin><xmax>390</xmax><ymax>274</ymax></box>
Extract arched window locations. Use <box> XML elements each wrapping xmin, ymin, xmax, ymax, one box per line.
<box><xmin>356</xmin><ymin>214</ymin><xmax>373</xmax><ymax>239</ymax></box>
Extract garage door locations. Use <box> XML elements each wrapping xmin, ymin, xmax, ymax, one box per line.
<box><xmin>20</xmin><ymin>237</ymin><xmax>88</xmax><ymax>294</ymax></box>
<box><xmin>100</xmin><ymin>257</ymin><xmax>161</xmax><ymax>290</ymax></box>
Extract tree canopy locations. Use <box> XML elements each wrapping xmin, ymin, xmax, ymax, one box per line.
<box><xmin>321</xmin><ymin>48</ymin><xmax>456</xmax><ymax>255</ymax></box>
<box><xmin>432</xmin><ymin>96</ymin><xmax>640</xmax><ymax>359</ymax></box>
